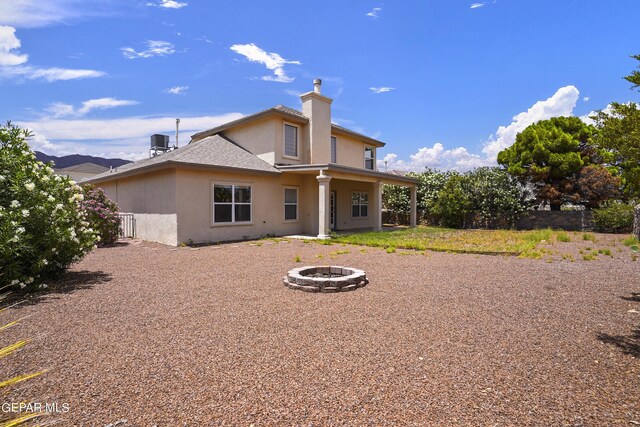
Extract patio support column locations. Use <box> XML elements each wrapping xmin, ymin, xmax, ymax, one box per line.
<box><xmin>317</xmin><ymin>171</ymin><xmax>332</xmax><ymax>239</ymax></box>
<box><xmin>373</xmin><ymin>181</ymin><xmax>382</xmax><ymax>231</ymax></box>
<box><xmin>410</xmin><ymin>185</ymin><xmax>417</xmax><ymax>227</ymax></box>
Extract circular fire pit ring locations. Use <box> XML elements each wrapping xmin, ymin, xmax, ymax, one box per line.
<box><xmin>283</xmin><ymin>266</ymin><xmax>368</xmax><ymax>293</ymax></box>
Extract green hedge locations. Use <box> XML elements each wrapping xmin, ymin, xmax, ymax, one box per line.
<box><xmin>592</xmin><ymin>202</ymin><xmax>634</xmax><ymax>233</ymax></box>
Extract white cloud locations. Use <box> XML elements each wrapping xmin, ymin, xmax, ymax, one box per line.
<box><xmin>196</xmin><ymin>35</ymin><xmax>212</xmax><ymax>44</ymax></box>
<box><xmin>481</xmin><ymin>85</ymin><xmax>580</xmax><ymax>162</ymax></box>
<box><xmin>45</xmin><ymin>98</ymin><xmax>137</xmax><ymax>118</ymax></box>
<box><xmin>0</xmin><ymin>25</ymin><xmax>28</xmax><ymax>65</ymax></box>
<box><xmin>470</xmin><ymin>3</ymin><xmax>485</xmax><ymax>9</ymax></box>
<box><xmin>230</xmin><ymin>43</ymin><xmax>300</xmax><ymax>83</ymax></box>
<box><xmin>77</xmin><ymin>98</ymin><xmax>138</xmax><ymax>115</ymax></box>
<box><xmin>146</xmin><ymin>0</ymin><xmax>187</xmax><ymax>9</ymax></box>
<box><xmin>46</xmin><ymin>103</ymin><xmax>75</xmax><ymax>118</ymax></box>
<box><xmin>583</xmin><ymin>96</ymin><xmax>590</xmax><ymax>102</ymax></box>
<box><xmin>20</xmin><ymin>112</ymin><xmax>245</xmax><ymax>160</ymax></box>
<box><xmin>366</xmin><ymin>7</ymin><xmax>382</xmax><ymax>18</ymax></box>
<box><xmin>1</xmin><ymin>64</ymin><xmax>105</xmax><ymax>81</ymax></box>
<box><xmin>19</xmin><ymin>113</ymin><xmax>244</xmax><ymax>141</ymax></box>
<box><xmin>579</xmin><ymin>103</ymin><xmax>625</xmax><ymax>126</ymax></box>
<box><xmin>121</xmin><ymin>40</ymin><xmax>175</xmax><ymax>59</ymax></box>
<box><xmin>370</xmin><ymin>87</ymin><xmax>395</xmax><ymax>94</ymax></box>
<box><xmin>379</xmin><ymin>143</ymin><xmax>488</xmax><ymax>172</ymax></box>
<box><xmin>380</xmin><ymin>85</ymin><xmax>582</xmax><ymax>172</ymax></box>
<box><xmin>0</xmin><ymin>25</ymin><xmax>105</xmax><ymax>81</ymax></box>
<box><xmin>164</xmin><ymin>85</ymin><xmax>188</xmax><ymax>95</ymax></box>
<box><xmin>0</xmin><ymin>0</ymin><xmax>115</xmax><ymax>29</ymax></box>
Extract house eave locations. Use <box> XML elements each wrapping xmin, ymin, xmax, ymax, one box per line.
<box><xmin>276</xmin><ymin>164</ymin><xmax>418</xmax><ymax>185</ymax></box>
<box><xmin>82</xmin><ymin>160</ymin><xmax>281</xmax><ymax>184</ymax></box>
<box><xmin>330</xmin><ymin>126</ymin><xmax>386</xmax><ymax>147</ymax></box>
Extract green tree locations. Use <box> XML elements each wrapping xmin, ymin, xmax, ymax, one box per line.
<box><xmin>624</xmin><ymin>54</ymin><xmax>640</xmax><ymax>91</ymax></box>
<box><xmin>410</xmin><ymin>168</ymin><xmax>454</xmax><ymax>219</ymax></box>
<box><xmin>466</xmin><ymin>167</ymin><xmax>535</xmax><ymax>227</ymax></box>
<box><xmin>381</xmin><ymin>169</ymin><xmax>454</xmax><ymax>225</ymax></box>
<box><xmin>432</xmin><ymin>174</ymin><xmax>472</xmax><ymax>228</ymax></box>
<box><xmin>590</xmin><ymin>102</ymin><xmax>640</xmax><ymax>200</ymax></box>
<box><xmin>497</xmin><ymin>117</ymin><xmax>597</xmax><ymax>210</ymax></box>
<box><xmin>382</xmin><ymin>183</ymin><xmax>410</xmax><ymax>223</ymax></box>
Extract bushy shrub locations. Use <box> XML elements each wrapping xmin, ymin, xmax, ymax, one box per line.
<box><xmin>592</xmin><ymin>202</ymin><xmax>634</xmax><ymax>233</ymax></box>
<box><xmin>383</xmin><ymin>167</ymin><xmax>534</xmax><ymax>228</ymax></box>
<box><xmin>81</xmin><ymin>185</ymin><xmax>121</xmax><ymax>246</ymax></box>
<box><xmin>466</xmin><ymin>167</ymin><xmax>536</xmax><ymax>228</ymax></box>
<box><xmin>0</xmin><ymin>123</ymin><xmax>98</xmax><ymax>290</ymax></box>
<box><xmin>382</xmin><ymin>183</ymin><xmax>410</xmax><ymax>222</ymax></box>
<box><xmin>412</xmin><ymin>168</ymin><xmax>456</xmax><ymax>222</ymax></box>
<box><xmin>432</xmin><ymin>174</ymin><xmax>473</xmax><ymax>228</ymax></box>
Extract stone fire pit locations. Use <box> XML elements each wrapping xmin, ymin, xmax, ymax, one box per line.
<box><xmin>283</xmin><ymin>266</ymin><xmax>368</xmax><ymax>293</ymax></box>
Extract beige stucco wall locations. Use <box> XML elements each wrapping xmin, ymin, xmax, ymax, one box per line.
<box><xmin>302</xmin><ymin>93</ymin><xmax>332</xmax><ymax>165</ymax></box>
<box><xmin>223</xmin><ymin>116</ymin><xmax>310</xmax><ymax>166</ymax></box>
<box><xmin>174</xmin><ymin>169</ymin><xmax>321</xmax><ymax>244</ymax></box>
<box><xmin>94</xmin><ymin>167</ymin><xmax>388</xmax><ymax>245</ymax></box>
<box><xmin>330</xmin><ymin>179</ymin><xmax>376</xmax><ymax>230</ymax></box>
<box><xmin>221</xmin><ymin>114</ymin><xmax>377</xmax><ymax>171</ymax></box>
<box><xmin>97</xmin><ymin>169</ymin><xmax>178</xmax><ymax>246</ymax></box>
<box><xmin>333</xmin><ymin>134</ymin><xmax>376</xmax><ymax>170</ymax></box>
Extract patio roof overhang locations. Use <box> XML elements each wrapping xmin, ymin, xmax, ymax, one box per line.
<box><xmin>276</xmin><ymin>164</ymin><xmax>418</xmax><ymax>187</ymax></box>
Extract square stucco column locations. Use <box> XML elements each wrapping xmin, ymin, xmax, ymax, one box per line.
<box><xmin>410</xmin><ymin>185</ymin><xmax>417</xmax><ymax>227</ymax></box>
<box><xmin>317</xmin><ymin>171</ymin><xmax>332</xmax><ymax>239</ymax></box>
<box><xmin>373</xmin><ymin>181</ymin><xmax>382</xmax><ymax>231</ymax></box>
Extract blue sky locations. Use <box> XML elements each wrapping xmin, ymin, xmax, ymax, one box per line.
<box><xmin>1</xmin><ymin>0</ymin><xmax>638</xmax><ymax>171</ymax></box>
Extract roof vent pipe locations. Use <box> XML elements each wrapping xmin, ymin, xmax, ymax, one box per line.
<box><xmin>175</xmin><ymin>118</ymin><xmax>180</xmax><ymax>148</ymax></box>
<box><xmin>313</xmin><ymin>79</ymin><xmax>322</xmax><ymax>94</ymax></box>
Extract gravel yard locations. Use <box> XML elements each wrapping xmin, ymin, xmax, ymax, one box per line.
<box><xmin>2</xmin><ymin>237</ymin><xmax>639</xmax><ymax>426</ymax></box>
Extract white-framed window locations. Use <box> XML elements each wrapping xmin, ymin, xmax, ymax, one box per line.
<box><xmin>331</xmin><ymin>136</ymin><xmax>337</xmax><ymax>163</ymax></box>
<box><xmin>283</xmin><ymin>123</ymin><xmax>299</xmax><ymax>158</ymax></box>
<box><xmin>352</xmin><ymin>192</ymin><xmax>368</xmax><ymax>218</ymax></box>
<box><xmin>284</xmin><ymin>187</ymin><xmax>298</xmax><ymax>221</ymax></box>
<box><xmin>212</xmin><ymin>183</ymin><xmax>252</xmax><ymax>224</ymax></box>
<box><xmin>364</xmin><ymin>146</ymin><xmax>375</xmax><ymax>170</ymax></box>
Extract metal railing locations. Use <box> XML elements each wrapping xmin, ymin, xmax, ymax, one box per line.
<box><xmin>118</xmin><ymin>213</ymin><xmax>136</xmax><ymax>239</ymax></box>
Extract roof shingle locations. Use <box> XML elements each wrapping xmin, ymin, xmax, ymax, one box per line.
<box><xmin>83</xmin><ymin>134</ymin><xmax>279</xmax><ymax>183</ymax></box>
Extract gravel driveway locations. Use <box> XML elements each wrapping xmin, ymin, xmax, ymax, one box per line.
<box><xmin>2</xmin><ymin>238</ymin><xmax>639</xmax><ymax>426</ymax></box>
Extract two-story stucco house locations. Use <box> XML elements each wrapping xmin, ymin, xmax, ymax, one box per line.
<box><xmin>85</xmin><ymin>80</ymin><xmax>418</xmax><ymax>246</ymax></box>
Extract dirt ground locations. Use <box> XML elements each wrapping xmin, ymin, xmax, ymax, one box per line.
<box><xmin>2</xmin><ymin>236</ymin><xmax>639</xmax><ymax>426</ymax></box>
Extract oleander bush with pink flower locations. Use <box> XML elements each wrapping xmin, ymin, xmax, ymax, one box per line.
<box><xmin>81</xmin><ymin>185</ymin><xmax>121</xmax><ymax>246</ymax></box>
<box><xmin>0</xmin><ymin>122</ymin><xmax>98</xmax><ymax>290</ymax></box>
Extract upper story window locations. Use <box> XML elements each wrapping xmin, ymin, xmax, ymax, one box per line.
<box><xmin>331</xmin><ymin>136</ymin><xmax>337</xmax><ymax>164</ymax></box>
<box><xmin>213</xmin><ymin>184</ymin><xmax>252</xmax><ymax>224</ymax></box>
<box><xmin>364</xmin><ymin>146</ymin><xmax>375</xmax><ymax>170</ymax></box>
<box><xmin>284</xmin><ymin>123</ymin><xmax>298</xmax><ymax>158</ymax></box>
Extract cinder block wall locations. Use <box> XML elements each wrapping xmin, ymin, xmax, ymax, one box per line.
<box><xmin>515</xmin><ymin>211</ymin><xmax>594</xmax><ymax>231</ymax></box>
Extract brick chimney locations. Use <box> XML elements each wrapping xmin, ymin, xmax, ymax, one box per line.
<box><xmin>301</xmin><ymin>79</ymin><xmax>333</xmax><ymax>164</ymax></box>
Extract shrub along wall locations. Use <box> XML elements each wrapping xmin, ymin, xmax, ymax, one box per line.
<box><xmin>515</xmin><ymin>211</ymin><xmax>594</xmax><ymax>231</ymax></box>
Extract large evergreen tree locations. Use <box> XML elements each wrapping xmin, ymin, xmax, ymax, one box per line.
<box><xmin>591</xmin><ymin>102</ymin><xmax>640</xmax><ymax>200</ymax></box>
<box><xmin>624</xmin><ymin>54</ymin><xmax>640</xmax><ymax>91</ymax></box>
<box><xmin>497</xmin><ymin>117</ymin><xmax>598</xmax><ymax>210</ymax></box>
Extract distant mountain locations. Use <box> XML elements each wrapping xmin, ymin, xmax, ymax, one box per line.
<box><xmin>35</xmin><ymin>151</ymin><xmax>132</xmax><ymax>169</ymax></box>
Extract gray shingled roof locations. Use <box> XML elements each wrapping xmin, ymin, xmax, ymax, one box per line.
<box><xmin>83</xmin><ymin>134</ymin><xmax>280</xmax><ymax>183</ymax></box>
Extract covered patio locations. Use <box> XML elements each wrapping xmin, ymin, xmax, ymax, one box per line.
<box><xmin>278</xmin><ymin>164</ymin><xmax>418</xmax><ymax>238</ymax></box>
